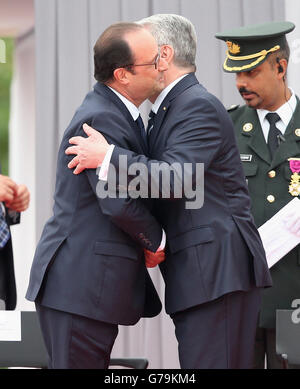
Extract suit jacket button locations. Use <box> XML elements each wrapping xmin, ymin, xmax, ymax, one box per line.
<box><xmin>268</xmin><ymin>170</ymin><xmax>276</xmax><ymax>178</ymax></box>
<box><xmin>267</xmin><ymin>195</ymin><xmax>275</xmax><ymax>203</ymax></box>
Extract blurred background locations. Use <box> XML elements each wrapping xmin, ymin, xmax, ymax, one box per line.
<box><xmin>0</xmin><ymin>0</ymin><xmax>299</xmax><ymax>368</ymax></box>
<box><xmin>0</xmin><ymin>38</ymin><xmax>13</xmax><ymax>175</ymax></box>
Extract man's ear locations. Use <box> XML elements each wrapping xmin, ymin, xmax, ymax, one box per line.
<box><xmin>113</xmin><ymin>67</ymin><xmax>130</xmax><ymax>85</ymax></box>
<box><xmin>276</xmin><ymin>58</ymin><xmax>288</xmax><ymax>82</ymax></box>
<box><xmin>160</xmin><ymin>45</ymin><xmax>174</xmax><ymax>64</ymax></box>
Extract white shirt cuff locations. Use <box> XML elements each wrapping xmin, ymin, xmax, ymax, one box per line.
<box><xmin>158</xmin><ymin>229</ymin><xmax>166</xmax><ymax>251</ymax></box>
<box><xmin>98</xmin><ymin>144</ymin><xmax>115</xmax><ymax>181</ymax></box>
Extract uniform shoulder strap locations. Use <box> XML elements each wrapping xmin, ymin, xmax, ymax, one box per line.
<box><xmin>227</xmin><ymin>104</ymin><xmax>240</xmax><ymax>112</ymax></box>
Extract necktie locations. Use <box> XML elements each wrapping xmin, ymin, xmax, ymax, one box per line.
<box><xmin>146</xmin><ymin>110</ymin><xmax>156</xmax><ymax>136</ymax></box>
<box><xmin>266</xmin><ymin>112</ymin><xmax>281</xmax><ymax>158</ymax></box>
<box><xmin>136</xmin><ymin>115</ymin><xmax>147</xmax><ymax>147</ymax></box>
<box><xmin>0</xmin><ymin>206</ymin><xmax>10</xmax><ymax>248</ymax></box>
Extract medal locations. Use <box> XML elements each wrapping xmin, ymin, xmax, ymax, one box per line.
<box><xmin>288</xmin><ymin>158</ymin><xmax>300</xmax><ymax>196</ymax></box>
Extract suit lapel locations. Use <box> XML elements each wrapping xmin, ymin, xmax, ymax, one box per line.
<box><xmin>94</xmin><ymin>83</ymin><xmax>148</xmax><ymax>155</ymax></box>
<box><xmin>148</xmin><ymin>73</ymin><xmax>199</xmax><ymax>150</ymax></box>
<box><xmin>239</xmin><ymin>108</ymin><xmax>272</xmax><ymax>165</ymax></box>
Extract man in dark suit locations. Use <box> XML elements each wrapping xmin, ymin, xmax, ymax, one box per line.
<box><xmin>26</xmin><ymin>22</ymin><xmax>168</xmax><ymax>369</ymax></box>
<box><xmin>216</xmin><ymin>21</ymin><xmax>300</xmax><ymax>369</ymax></box>
<box><xmin>0</xmin><ymin>170</ymin><xmax>30</xmax><ymax>310</ymax></box>
<box><xmin>66</xmin><ymin>14</ymin><xmax>272</xmax><ymax>369</ymax></box>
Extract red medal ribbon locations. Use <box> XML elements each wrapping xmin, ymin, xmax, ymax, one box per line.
<box><xmin>289</xmin><ymin>159</ymin><xmax>300</xmax><ymax>173</ymax></box>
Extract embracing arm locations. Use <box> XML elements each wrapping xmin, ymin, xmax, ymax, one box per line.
<box><xmin>66</xmin><ymin>99</ymin><xmax>222</xmax><ymax>206</ymax></box>
<box><xmin>66</xmin><ymin>114</ymin><xmax>165</xmax><ymax>266</ymax></box>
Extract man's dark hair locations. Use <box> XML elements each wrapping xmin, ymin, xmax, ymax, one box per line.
<box><xmin>94</xmin><ymin>22</ymin><xmax>143</xmax><ymax>83</ymax></box>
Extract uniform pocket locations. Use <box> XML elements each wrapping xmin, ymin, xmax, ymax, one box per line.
<box><xmin>242</xmin><ymin>162</ymin><xmax>258</xmax><ymax>177</ymax></box>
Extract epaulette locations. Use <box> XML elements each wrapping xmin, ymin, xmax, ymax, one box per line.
<box><xmin>227</xmin><ymin>104</ymin><xmax>240</xmax><ymax>112</ymax></box>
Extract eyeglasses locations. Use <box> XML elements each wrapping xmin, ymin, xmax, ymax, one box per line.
<box><xmin>124</xmin><ymin>53</ymin><xmax>160</xmax><ymax>70</ymax></box>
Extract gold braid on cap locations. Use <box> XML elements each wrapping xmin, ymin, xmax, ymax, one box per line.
<box><xmin>224</xmin><ymin>44</ymin><xmax>280</xmax><ymax>72</ymax></box>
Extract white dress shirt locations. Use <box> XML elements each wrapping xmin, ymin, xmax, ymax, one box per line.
<box><xmin>257</xmin><ymin>89</ymin><xmax>297</xmax><ymax>142</ymax></box>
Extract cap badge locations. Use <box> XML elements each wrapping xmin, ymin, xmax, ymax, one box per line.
<box><xmin>226</xmin><ymin>41</ymin><xmax>241</xmax><ymax>54</ymax></box>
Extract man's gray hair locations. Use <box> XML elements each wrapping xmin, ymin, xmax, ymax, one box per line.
<box><xmin>138</xmin><ymin>14</ymin><xmax>197</xmax><ymax>69</ymax></box>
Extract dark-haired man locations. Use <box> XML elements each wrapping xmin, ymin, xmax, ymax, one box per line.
<box><xmin>26</xmin><ymin>22</ymin><xmax>168</xmax><ymax>369</ymax></box>
<box><xmin>216</xmin><ymin>21</ymin><xmax>300</xmax><ymax>369</ymax></box>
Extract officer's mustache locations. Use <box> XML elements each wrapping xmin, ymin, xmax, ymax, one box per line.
<box><xmin>239</xmin><ymin>87</ymin><xmax>258</xmax><ymax>96</ymax></box>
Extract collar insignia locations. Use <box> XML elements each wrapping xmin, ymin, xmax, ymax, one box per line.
<box><xmin>240</xmin><ymin>154</ymin><xmax>252</xmax><ymax>162</ymax></box>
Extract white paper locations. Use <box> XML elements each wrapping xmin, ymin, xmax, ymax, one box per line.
<box><xmin>0</xmin><ymin>311</ymin><xmax>21</xmax><ymax>341</ymax></box>
<box><xmin>258</xmin><ymin>197</ymin><xmax>300</xmax><ymax>268</ymax></box>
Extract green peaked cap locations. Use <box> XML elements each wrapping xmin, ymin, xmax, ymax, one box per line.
<box><xmin>215</xmin><ymin>21</ymin><xmax>295</xmax><ymax>73</ymax></box>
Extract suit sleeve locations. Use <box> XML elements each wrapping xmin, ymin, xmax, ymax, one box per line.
<box><xmin>73</xmin><ymin>112</ymin><xmax>163</xmax><ymax>253</ymax></box>
<box><xmin>85</xmin><ymin>168</ymin><xmax>163</xmax><ymax>252</ymax></box>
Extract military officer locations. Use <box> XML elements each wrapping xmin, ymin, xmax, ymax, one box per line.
<box><xmin>216</xmin><ymin>21</ymin><xmax>300</xmax><ymax>369</ymax></box>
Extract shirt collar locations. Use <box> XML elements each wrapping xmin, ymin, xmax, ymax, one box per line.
<box><xmin>257</xmin><ymin>88</ymin><xmax>297</xmax><ymax>128</ymax></box>
<box><xmin>108</xmin><ymin>86</ymin><xmax>140</xmax><ymax>121</ymax></box>
<box><xmin>151</xmin><ymin>74</ymin><xmax>189</xmax><ymax>114</ymax></box>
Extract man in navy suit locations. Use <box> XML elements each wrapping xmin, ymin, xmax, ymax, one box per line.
<box><xmin>26</xmin><ymin>22</ymin><xmax>168</xmax><ymax>369</ymax></box>
<box><xmin>0</xmin><ymin>171</ymin><xmax>30</xmax><ymax>310</ymax></box>
<box><xmin>66</xmin><ymin>15</ymin><xmax>272</xmax><ymax>368</ymax></box>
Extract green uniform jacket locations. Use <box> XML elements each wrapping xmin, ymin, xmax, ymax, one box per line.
<box><xmin>229</xmin><ymin>99</ymin><xmax>300</xmax><ymax>328</ymax></box>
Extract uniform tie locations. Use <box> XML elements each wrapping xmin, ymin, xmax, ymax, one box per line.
<box><xmin>0</xmin><ymin>206</ymin><xmax>10</xmax><ymax>248</ymax></box>
<box><xmin>136</xmin><ymin>115</ymin><xmax>147</xmax><ymax>147</ymax></box>
<box><xmin>266</xmin><ymin>112</ymin><xmax>281</xmax><ymax>158</ymax></box>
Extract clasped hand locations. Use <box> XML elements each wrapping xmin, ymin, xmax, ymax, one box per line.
<box><xmin>0</xmin><ymin>175</ymin><xmax>30</xmax><ymax>212</ymax></box>
<box><xmin>144</xmin><ymin>248</ymin><xmax>165</xmax><ymax>268</ymax></box>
